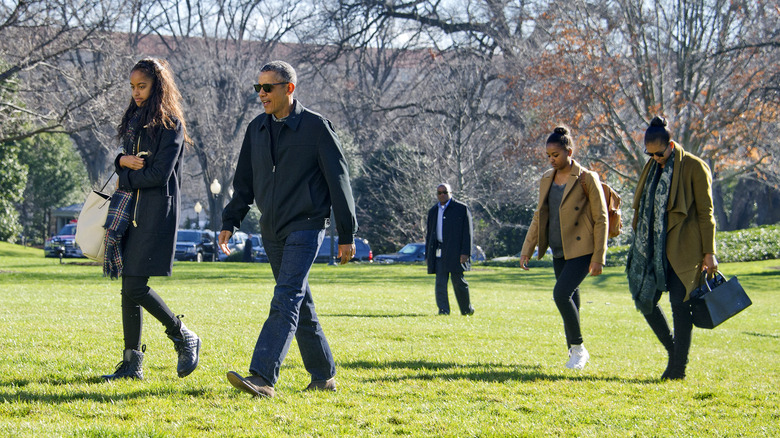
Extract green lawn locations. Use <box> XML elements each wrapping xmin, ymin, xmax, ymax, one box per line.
<box><xmin>1</xmin><ymin>241</ymin><xmax>778</xmax><ymax>437</ymax></box>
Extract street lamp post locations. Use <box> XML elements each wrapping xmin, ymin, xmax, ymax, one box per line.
<box><xmin>193</xmin><ymin>201</ymin><xmax>202</xmax><ymax>230</ymax></box>
<box><xmin>210</xmin><ymin>179</ymin><xmax>221</xmax><ymax>261</ymax></box>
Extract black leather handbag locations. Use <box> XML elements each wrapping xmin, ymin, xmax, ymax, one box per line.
<box><xmin>689</xmin><ymin>272</ymin><xmax>751</xmax><ymax>329</ymax></box>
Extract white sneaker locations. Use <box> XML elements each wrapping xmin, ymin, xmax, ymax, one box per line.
<box><xmin>565</xmin><ymin>344</ymin><xmax>589</xmax><ymax>370</ymax></box>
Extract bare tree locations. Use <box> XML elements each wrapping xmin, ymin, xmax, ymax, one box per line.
<box><xmin>527</xmin><ymin>0</ymin><xmax>780</xmax><ymax>228</ymax></box>
<box><xmin>0</xmin><ymin>0</ymin><xmax>124</xmax><ymax>146</ymax></box>
<box><xmin>305</xmin><ymin>0</ymin><xmax>549</xmax><ymax>254</ymax></box>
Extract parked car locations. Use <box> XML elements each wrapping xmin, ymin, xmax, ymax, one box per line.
<box><xmin>315</xmin><ymin>236</ymin><xmax>372</xmax><ymax>263</ymax></box>
<box><xmin>375</xmin><ymin>242</ymin><xmax>426</xmax><ymax>264</ymax></box>
<box><xmin>249</xmin><ymin>235</ymin><xmax>268</xmax><ymax>263</ymax></box>
<box><xmin>217</xmin><ymin>231</ymin><xmax>248</xmax><ymax>261</ymax></box>
<box><xmin>174</xmin><ymin>229</ymin><xmax>216</xmax><ymax>262</ymax></box>
<box><xmin>472</xmin><ymin>245</ymin><xmax>486</xmax><ymax>262</ymax></box>
<box><xmin>489</xmin><ymin>248</ymin><xmax>552</xmax><ymax>262</ymax></box>
<box><xmin>44</xmin><ymin>223</ymin><xmax>85</xmax><ymax>258</ymax></box>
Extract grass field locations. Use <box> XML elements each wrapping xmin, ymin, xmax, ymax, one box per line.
<box><xmin>1</xmin><ymin>241</ymin><xmax>778</xmax><ymax>437</ymax></box>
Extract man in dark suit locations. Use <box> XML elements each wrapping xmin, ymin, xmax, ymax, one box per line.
<box><xmin>425</xmin><ymin>183</ymin><xmax>475</xmax><ymax>315</ymax></box>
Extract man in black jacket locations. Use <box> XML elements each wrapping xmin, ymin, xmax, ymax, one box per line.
<box><xmin>425</xmin><ymin>183</ymin><xmax>475</xmax><ymax>315</ymax></box>
<box><xmin>220</xmin><ymin>61</ymin><xmax>357</xmax><ymax>398</ymax></box>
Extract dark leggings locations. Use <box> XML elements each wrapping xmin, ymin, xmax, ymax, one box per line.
<box><xmin>643</xmin><ymin>262</ymin><xmax>693</xmax><ymax>366</ymax></box>
<box><xmin>552</xmin><ymin>254</ymin><xmax>592</xmax><ymax>348</ymax></box>
<box><xmin>121</xmin><ymin>276</ymin><xmax>179</xmax><ymax>350</ymax></box>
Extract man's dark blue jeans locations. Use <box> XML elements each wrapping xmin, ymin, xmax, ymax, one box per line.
<box><xmin>250</xmin><ymin>229</ymin><xmax>335</xmax><ymax>385</ymax></box>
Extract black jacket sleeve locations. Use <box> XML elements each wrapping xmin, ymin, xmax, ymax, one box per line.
<box><xmin>317</xmin><ymin>119</ymin><xmax>357</xmax><ymax>244</ymax></box>
<box><xmin>117</xmin><ymin>124</ymin><xmax>183</xmax><ymax>190</ymax></box>
<box><xmin>221</xmin><ymin>123</ymin><xmax>256</xmax><ymax>232</ymax></box>
<box><xmin>461</xmin><ymin>203</ymin><xmax>473</xmax><ymax>257</ymax></box>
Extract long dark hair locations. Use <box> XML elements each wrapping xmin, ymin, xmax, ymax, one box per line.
<box><xmin>644</xmin><ymin>116</ymin><xmax>671</xmax><ymax>145</ymax></box>
<box><xmin>116</xmin><ymin>58</ymin><xmax>191</xmax><ymax>144</ymax></box>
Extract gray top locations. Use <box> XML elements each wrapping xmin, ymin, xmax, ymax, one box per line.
<box><xmin>547</xmin><ymin>181</ymin><xmax>565</xmax><ymax>259</ymax></box>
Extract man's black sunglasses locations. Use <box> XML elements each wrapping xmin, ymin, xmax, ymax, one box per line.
<box><xmin>254</xmin><ymin>82</ymin><xmax>288</xmax><ymax>93</ymax></box>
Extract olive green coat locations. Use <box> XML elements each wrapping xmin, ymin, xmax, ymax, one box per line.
<box><xmin>631</xmin><ymin>142</ymin><xmax>716</xmax><ymax>300</ymax></box>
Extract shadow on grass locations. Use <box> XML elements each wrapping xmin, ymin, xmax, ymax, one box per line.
<box><xmin>0</xmin><ymin>376</ymin><xmax>208</xmax><ymax>404</ymax></box>
<box><xmin>321</xmin><ymin>313</ymin><xmax>429</xmax><ymax>318</ymax></box>
<box><xmin>341</xmin><ymin>359</ymin><xmax>657</xmax><ymax>384</ymax></box>
<box><xmin>743</xmin><ymin>331</ymin><xmax>779</xmax><ymax>339</ymax></box>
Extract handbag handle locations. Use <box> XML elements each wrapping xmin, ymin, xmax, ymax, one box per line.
<box><xmin>694</xmin><ymin>271</ymin><xmax>726</xmax><ymax>297</ymax></box>
<box><xmin>98</xmin><ymin>171</ymin><xmax>117</xmax><ymax>193</ymax></box>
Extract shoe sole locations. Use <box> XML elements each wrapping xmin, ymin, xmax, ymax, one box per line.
<box><xmin>178</xmin><ymin>338</ymin><xmax>201</xmax><ymax>378</ymax></box>
<box><xmin>226</xmin><ymin>371</ymin><xmax>273</xmax><ymax>398</ymax></box>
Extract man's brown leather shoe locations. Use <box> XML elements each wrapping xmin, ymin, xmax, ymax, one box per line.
<box><xmin>226</xmin><ymin>371</ymin><xmax>275</xmax><ymax>398</ymax></box>
<box><xmin>304</xmin><ymin>377</ymin><xmax>337</xmax><ymax>392</ymax></box>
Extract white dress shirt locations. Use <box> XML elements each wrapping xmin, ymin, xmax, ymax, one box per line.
<box><xmin>437</xmin><ymin>198</ymin><xmax>451</xmax><ymax>244</ymax></box>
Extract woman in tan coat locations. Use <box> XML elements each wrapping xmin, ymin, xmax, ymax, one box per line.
<box><xmin>627</xmin><ymin>116</ymin><xmax>718</xmax><ymax>380</ymax></box>
<box><xmin>520</xmin><ymin>126</ymin><xmax>608</xmax><ymax>370</ymax></box>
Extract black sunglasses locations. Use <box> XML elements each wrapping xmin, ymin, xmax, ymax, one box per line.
<box><xmin>437</xmin><ymin>191</ymin><xmax>449</xmax><ymax>195</ymax></box>
<box><xmin>254</xmin><ymin>82</ymin><xmax>288</xmax><ymax>93</ymax></box>
<box><xmin>644</xmin><ymin>143</ymin><xmax>670</xmax><ymax>158</ymax></box>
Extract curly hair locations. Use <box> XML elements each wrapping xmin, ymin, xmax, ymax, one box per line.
<box><xmin>117</xmin><ymin>58</ymin><xmax>191</xmax><ymax>144</ymax></box>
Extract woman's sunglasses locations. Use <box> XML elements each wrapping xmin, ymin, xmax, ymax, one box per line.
<box><xmin>644</xmin><ymin>143</ymin><xmax>670</xmax><ymax>158</ymax></box>
<box><xmin>254</xmin><ymin>82</ymin><xmax>288</xmax><ymax>93</ymax></box>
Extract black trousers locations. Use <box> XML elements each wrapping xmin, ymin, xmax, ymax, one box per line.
<box><xmin>642</xmin><ymin>262</ymin><xmax>693</xmax><ymax>368</ymax></box>
<box><xmin>435</xmin><ymin>257</ymin><xmax>473</xmax><ymax>315</ymax></box>
<box><xmin>552</xmin><ymin>254</ymin><xmax>591</xmax><ymax>348</ymax></box>
<box><xmin>121</xmin><ymin>276</ymin><xmax>179</xmax><ymax>350</ymax></box>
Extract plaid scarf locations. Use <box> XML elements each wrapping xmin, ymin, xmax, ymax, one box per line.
<box><xmin>626</xmin><ymin>153</ymin><xmax>675</xmax><ymax>314</ymax></box>
<box><xmin>103</xmin><ymin>189</ymin><xmax>134</xmax><ymax>279</ymax></box>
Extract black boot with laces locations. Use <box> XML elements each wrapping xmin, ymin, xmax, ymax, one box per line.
<box><xmin>102</xmin><ymin>345</ymin><xmax>145</xmax><ymax>380</ymax></box>
<box><xmin>166</xmin><ymin>315</ymin><xmax>201</xmax><ymax>378</ymax></box>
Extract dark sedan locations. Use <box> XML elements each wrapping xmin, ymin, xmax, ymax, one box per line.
<box><xmin>374</xmin><ymin>242</ymin><xmax>426</xmax><ymax>264</ymax></box>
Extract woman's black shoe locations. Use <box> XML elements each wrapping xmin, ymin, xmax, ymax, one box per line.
<box><xmin>102</xmin><ymin>346</ymin><xmax>145</xmax><ymax>380</ymax></box>
<box><xmin>167</xmin><ymin>316</ymin><xmax>201</xmax><ymax>378</ymax></box>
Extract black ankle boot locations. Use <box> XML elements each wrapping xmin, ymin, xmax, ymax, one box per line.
<box><xmin>663</xmin><ymin>354</ymin><xmax>687</xmax><ymax>380</ymax></box>
<box><xmin>167</xmin><ymin>315</ymin><xmax>201</xmax><ymax>378</ymax></box>
<box><xmin>102</xmin><ymin>346</ymin><xmax>145</xmax><ymax>380</ymax></box>
<box><xmin>661</xmin><ymin>349</ymin><xmax>674</xmax><ymax>379</ymax></box>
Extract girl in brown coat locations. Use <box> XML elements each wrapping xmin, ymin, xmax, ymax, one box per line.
<box><xmin>520</xmin><ymin>126</ymin><xmax>609</xmax><ymax>370</ymax></box>
<box><xmin>627</xmin><ymin>116</ymin><xmax>718</xmax><ymax>380</ymax></box>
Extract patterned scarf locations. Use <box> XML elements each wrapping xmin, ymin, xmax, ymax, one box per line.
<box><xmin>103</xmin><ymin>189</ymin><xmax>134</xmax><ymax>279</ymax></box>
<box><xmin>122</xmin><ymin>109</ymin><xmax>142</xmax><ymax>154</ymax></box>
<box><xmin>626</xmin><ymin>153</ymin><xmax>675</xmax><ymax>314</ymax></box>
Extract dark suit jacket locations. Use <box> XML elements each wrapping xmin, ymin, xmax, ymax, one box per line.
<box><xmin>426</xmin><ymin>198</ymin><xmax>473</xmax><ymax>274</ymax></box>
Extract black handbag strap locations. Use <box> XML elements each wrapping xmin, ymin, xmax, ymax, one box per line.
<box><xmin>98</xmin><ymin>171</ymin><xmax>117</xmax><ymax>193</ymax></box>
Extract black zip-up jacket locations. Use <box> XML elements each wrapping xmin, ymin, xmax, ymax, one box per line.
<box><xmin>221</xmin><ymin>100</ymin><xmax>357</xmax><ymax>243</ymax></box>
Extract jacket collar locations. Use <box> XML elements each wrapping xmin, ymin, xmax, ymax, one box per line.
<box><xmin>261</xmin><ymin>99</ymin><xmax>304</xmax><ymax>131</ymax></box>
<box><xmin>541</xmin><ymin>159</ymin><xmax>585</xmax><ymax>201</ymax></box>
<box><xmin>667</xmin><ymin>140</ymin><xmax>684</xmax><ymax>211</ymax></box>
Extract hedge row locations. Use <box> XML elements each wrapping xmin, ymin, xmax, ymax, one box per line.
<box><xmin>604</xmin><ymin>225</ymin><xmax>779</xmax><ymax>267</ymax></box>
<box><xmin>483</xmin><ymin>225</ymin><xmax>780</xmax><ymax>268</ymax></box>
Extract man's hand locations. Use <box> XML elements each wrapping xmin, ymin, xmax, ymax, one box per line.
<box><xmin>460</xmin><ymin>254</ymin><xmax>469</xmax><ymax>264</ymax></box>
<box><xmin>338</xmin><ymin>243</ymin><xmax>355</xmax><ymax>265</ymax></box>
<box><xmin>218</xmin><ymin>230</ymin><xmax>233</xmax><ymax>255</ymax></box>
